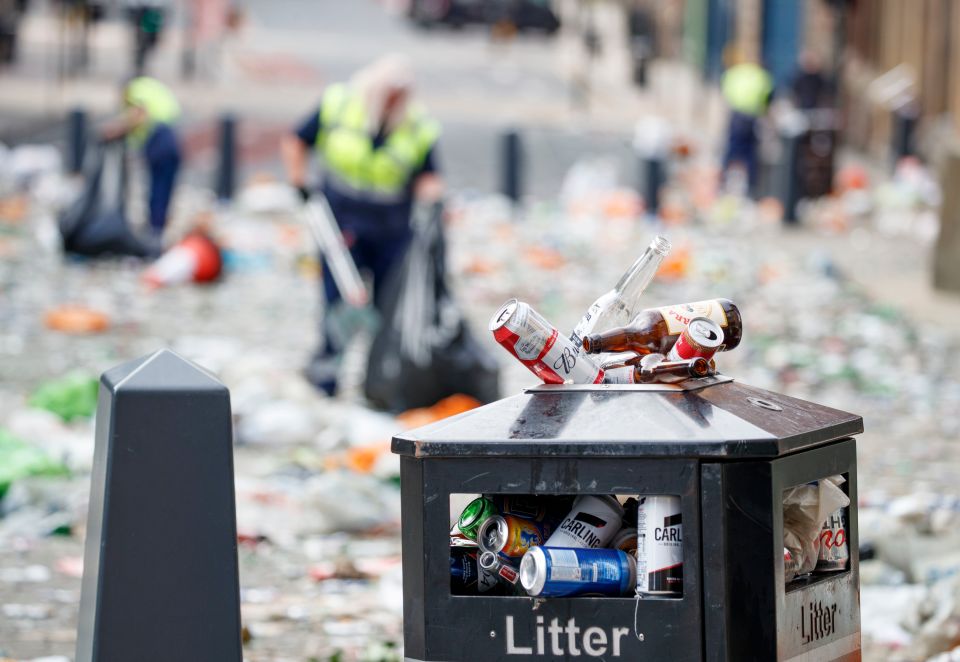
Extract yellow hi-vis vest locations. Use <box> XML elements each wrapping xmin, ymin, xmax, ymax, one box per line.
<box><xmin>125</xmin><ymin>77</ymin><xmax>181</xmax><ymax>146</ymax></box>
<box><xmin>721</xmin><ymin>63</ymin><xmax>773</xmax><ymax>117</ymax></box>
<box><xmin>315</xmin><ymin>83</ymin><xmax>440</xmax><ymax>199</ymax></box>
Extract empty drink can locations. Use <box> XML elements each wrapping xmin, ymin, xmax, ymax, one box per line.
<box><xmin>490</xmin><ymin>299</ymin><xmax>603</xmax><ymax>384</ymax></box>
<box><xmin>816</xmin><ymin>508</ymin><xmax>849</xmax><ymax>572</ymax></box>
<box><xmin>519</xmin><ymin>546</ymin><xmax>636</xmax><ymax>597</ymax></box>
<box><xmin>478</xmin><ymin>515</ymin><xmax>550</xmax><ymax>558</ymax></box>
<box><xmin>666</xmin><ymin>316</ymin><xmax>724</xmax><ymax>362</ymax></box>
<box><xmin>457</xmin><ymin>497</ymin><xmax>498</xmax><ymax>542</ymax></box>
<box><xmin>637</xmin><ymin>495</ymin><xmax>683</xmax><ymax>596</ymax></box>
<box><xmin>544</xmin><ymin>495</ymin><xmax>624</xmax><ymax>549</ymax></box>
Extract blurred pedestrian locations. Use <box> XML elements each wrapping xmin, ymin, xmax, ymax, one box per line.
<box><xmin>123</xmin><ymin>0</ymin><xmax>169</xmax><ymax>75</ymax></box>
<box><xmin>721</xmin><ymin>52</ymin><xmax>773</xmax><ymax>196</ymax></box>
<box><xmin>790</xmin><ymin>50</ymin><xmax>833</xmax><ymax>111</ymax></box>
<box><xmin>101</xmin><ymin>76</ymin><xmax>182</xmax><ymax>237</ymax></box>
<box><xmin>281</xmin><ymin>54</ymin><xmax>443</xmax><ymax>396</ymax></box>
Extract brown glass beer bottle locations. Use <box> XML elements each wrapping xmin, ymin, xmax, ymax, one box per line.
<box><xmin>582</xmin><ymin>298</ymin><xmax>742</xmax><ymax>355</ymax></box>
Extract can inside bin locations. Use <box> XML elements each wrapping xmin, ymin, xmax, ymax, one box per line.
<box><xmin>449</xmin><ymin>493</ymin><xmax>684</xmax><ymax>599</ymax></box>
<box><xmin>782</xmin><ymin>473</ymin><xmax>851</xmax><ymax>591</ymax></box>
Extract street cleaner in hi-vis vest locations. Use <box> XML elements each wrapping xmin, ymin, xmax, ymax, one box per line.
<box><xmin>101</xmin><ymin>76</ymin><xmax>182</xmax><ymax>237</ymax></box>
<box><xmin>281</xmin><ymin>54</ymin><xmax>444</xmax><ymax>396</ymax></box>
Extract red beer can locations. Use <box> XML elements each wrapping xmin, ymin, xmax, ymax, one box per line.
<box><xmin>667</xmin><ymin>316</ymin><xmax>724</xmax><ymax>362</ymax></box>
<box><xmin>490</xmin><ymin>299</ymin><xmax>603</xmax><ymax>385</ymax></box>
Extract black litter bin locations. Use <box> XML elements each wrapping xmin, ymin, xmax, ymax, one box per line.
<box><xmin>392</xmin><ymin>377</ymin><xmax>863</xmax><ymax>661</ymax></box>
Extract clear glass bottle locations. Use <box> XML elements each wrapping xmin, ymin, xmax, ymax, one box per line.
<box><xmin>569</xmin><ymin>235</ymin><xmax>671</xmax><ymax>354</ymax></box>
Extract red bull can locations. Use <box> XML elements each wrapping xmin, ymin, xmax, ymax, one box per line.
<box><xmin>490</xmin><ymin>299</ymin><xmax>604</xmax><ymax>385</ymax></box>
<box><xmin>637</xmin><ymin>495</ymin><xmax>683</xmax><ymax>596</ymax></box>
<box><xmin>667</xmin><ymin>316</ymin><xmax>724</xmax><ymax>362</ymax></box>
<box><xmin>816</xmin><ymin>508</ymin><xmax>849</xmax><ymax>572</ymax></box>
<box><xmin>478</xmin><ymin>514</ymin><xmax>551</xmax><ymax>558</ymax></box>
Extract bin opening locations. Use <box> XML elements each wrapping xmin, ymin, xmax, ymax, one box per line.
<box><xmin>449</xmin><ymin>493</ymin><xmax>683</xmax><ymax>599</ymax></box>
<box><xmin>782</xmin><ymin>473</ymin><xmax>851</xmax><ymax>591</ymax></box>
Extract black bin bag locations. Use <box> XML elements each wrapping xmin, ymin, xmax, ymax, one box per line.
<box><xmin>364</xmin><ymin>203</ymin><xmax>500</xmax><ymax>412</ymax></box>
<box><xmin>59</xmin><ymin>140</ymin><xmax>160</xmax><ymax>259</ymax></box>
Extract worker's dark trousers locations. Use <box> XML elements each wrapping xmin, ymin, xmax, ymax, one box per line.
<box><xmin>305</xmin><ymin>194</ymin><xmax>413</xmax><ymax>396</ymax></box>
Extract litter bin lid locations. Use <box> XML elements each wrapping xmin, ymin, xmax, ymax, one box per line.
<box><xmin>391</xmin><ymin>380</ymin><xmax>862</xmax><ymax>459</ymax></box>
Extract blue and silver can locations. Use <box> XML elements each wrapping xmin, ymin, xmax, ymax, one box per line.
<box><xmin>519</xmin><ymin>546</ymin><xmax>636</xmax><ymax>598</ymax></box>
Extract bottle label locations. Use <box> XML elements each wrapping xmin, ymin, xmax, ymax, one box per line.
<box><xmin>657</xmin><ymin>300</ymin><xmax>728</xmax><ymax>335</ymax></box>
<box><xmin>570</xmin><ymin>290</ymin><xmax>623</xmax><ymax>354</ymax></box>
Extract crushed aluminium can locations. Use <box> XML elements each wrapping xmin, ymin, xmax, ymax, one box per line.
<box><xmin>479</xmin><ymin>550</ymin><xmax>521</xmax><ymax>587</ymax></box>
<box><xmin>490</xmin><ymin>299</ymin><xmax>604</xmax><ymax>385</ymax></box>
<box><xmin>816</xmin><ymin>508</ymin><xmax>849</xmax><ymax>572</ymax></box>
<box><xmin>519</xmin><ymin>546</ymin><xmax>637</xmax><ymax>598</ymax></box>
<box><xmin>637</xmin><ymin>495</ymin><xmax>683</xmax><ymax>596</ymax></box>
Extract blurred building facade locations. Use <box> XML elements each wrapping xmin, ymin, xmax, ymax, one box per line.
<box><xmin>634</xmin><ymin>0</ymin><xmax>959</xmax><ymax>164</ymax></box>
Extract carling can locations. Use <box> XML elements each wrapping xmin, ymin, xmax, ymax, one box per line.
<box><xmin>478</xmin><ymin>515</ymin><xmax>550</xmax><ymax>558</ymax></box>
<box><xmin>666</xmin><ymin>316</ymin><xmax>724</xmax><ymax>362</ymax></box>
<box><xmin>490</xmin><ymin>299</ymin><xmax>604</xmax><ymax>385</ymax></box>
<box><xmin>519</xmin><ymin>546</ymin><xmax>637</xmax><ymax>598</ymax></box>
<box><xmin>544</xmin><ymin>495</ymin><xmax>624</xmax><ymax>549</ymax></box>
<box><xmin>457</xmin><ymin>497</ymin><xmax>498</xmax><ymax>542</ymax></box>
<box><xmin>637</xmin><ymin>495</ymin><xmax>683</xmax><ymax>595</ymax></box>
<box><xmin>816</xmin><ymin>508</ymin><xmax>849</xmax><ymax>572</ymax></box>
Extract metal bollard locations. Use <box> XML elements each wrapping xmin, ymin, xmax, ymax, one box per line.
<box><xmin>779</xmin><ymin>130</ymin><xmax>803</xmax><ymax>224</ymax></box>
<box><xmin>76</xmin><ymin>349</ymin><xmax>242</xmax><ymax>662</ymax></box>
<box><xmin>501</xmin><ymin>129</ymin><xmax>523</xmax><ymax>205</ymax></box>
<box><xmin>641</xmin><ymin>156</ymin><xmax>665</xmax><ymax>216</ymax></box>
<box><xmin>215</xmin><ymin>113</ymin><xmax>237</xmax><ymax>201</ymax></box>
<box><xmin>67</xmin><ymin>108</ymin><xmax>87</xmax><ymax>174</ymax></box>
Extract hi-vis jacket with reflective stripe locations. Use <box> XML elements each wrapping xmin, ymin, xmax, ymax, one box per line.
<box><xmin>315</xmin><ymin>83</ymin><xmax>440</xmax><ymax>199</ymax></box>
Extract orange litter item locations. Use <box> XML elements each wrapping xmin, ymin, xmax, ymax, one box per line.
<box><xmin>396</xmin><ymin>394</ymin><xmax>483</xmax><ymax>429</ymax></box>
<box><xmin>44</xmin><ymin>305</ymin><xmax>110</xmax><ymax>334</ymax></box>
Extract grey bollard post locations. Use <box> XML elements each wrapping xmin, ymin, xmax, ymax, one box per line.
<box><xmin>641</xmin><ymin>155</ymin><xmax>665</xmax><ymax>216</ymax></box>
<box><xmin>68</xmin><ymin>108</ymin><xmax>88</xmax><ymax>174</ymax></box>
<box><xmin>215</xmin><ymin>113</ymin><xmax>237</xmax><ymax>201</ymax></box>
<box><xmin>76</xmin><ymin>349</ymin><xmax>242</xmax><ymax>662</ymax></box>
<box><xmin>501</xmin><ymin>128</ymin><xmax>523</xmax><ymax>205</ymax></box>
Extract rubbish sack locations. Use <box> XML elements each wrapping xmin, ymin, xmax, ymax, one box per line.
<box><xmin>364</xmin><ymin>202</ymin><xmax>499</xmax><ymax>411</ymax></box>
<box><xmin>58</xmin><ymin>140</ymin><xmax>160</xmax><ymax>258</ymax></box>
<box><xmin>0</xmin><ymin>430</ymin><xmax>70</xmax><ymax>501</ymax></box>
<box><xmin>783</xmin><ymin>476</ymin><xmax>850</xmax><ymax>579</ymax></box>
<box><xmin>28</xmin><ymin>372</ymin><xmax>99</xmax><ymax>421</ymax></box>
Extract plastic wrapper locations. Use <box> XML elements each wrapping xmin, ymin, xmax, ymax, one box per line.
<box><xmin>782</xmin><ymin>476</ymin><xmax>850</xmax><ymax>580</ymax></box>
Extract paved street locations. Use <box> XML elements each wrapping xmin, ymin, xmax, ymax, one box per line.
<box><xmin>3</xmin><ymin>2</ymin><xmax>960</xmax><ymax>661</ymax></box>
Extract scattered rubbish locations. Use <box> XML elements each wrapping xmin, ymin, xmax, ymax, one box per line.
<box><xmin>43</xmin><ymin>305</ymin><xmax>110</xmax><ymax>335</ymax></box>
<box><xmin>28</xmin><ymin>373</ymin><xmax>98</xmax><ymax>421</ymax></box>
